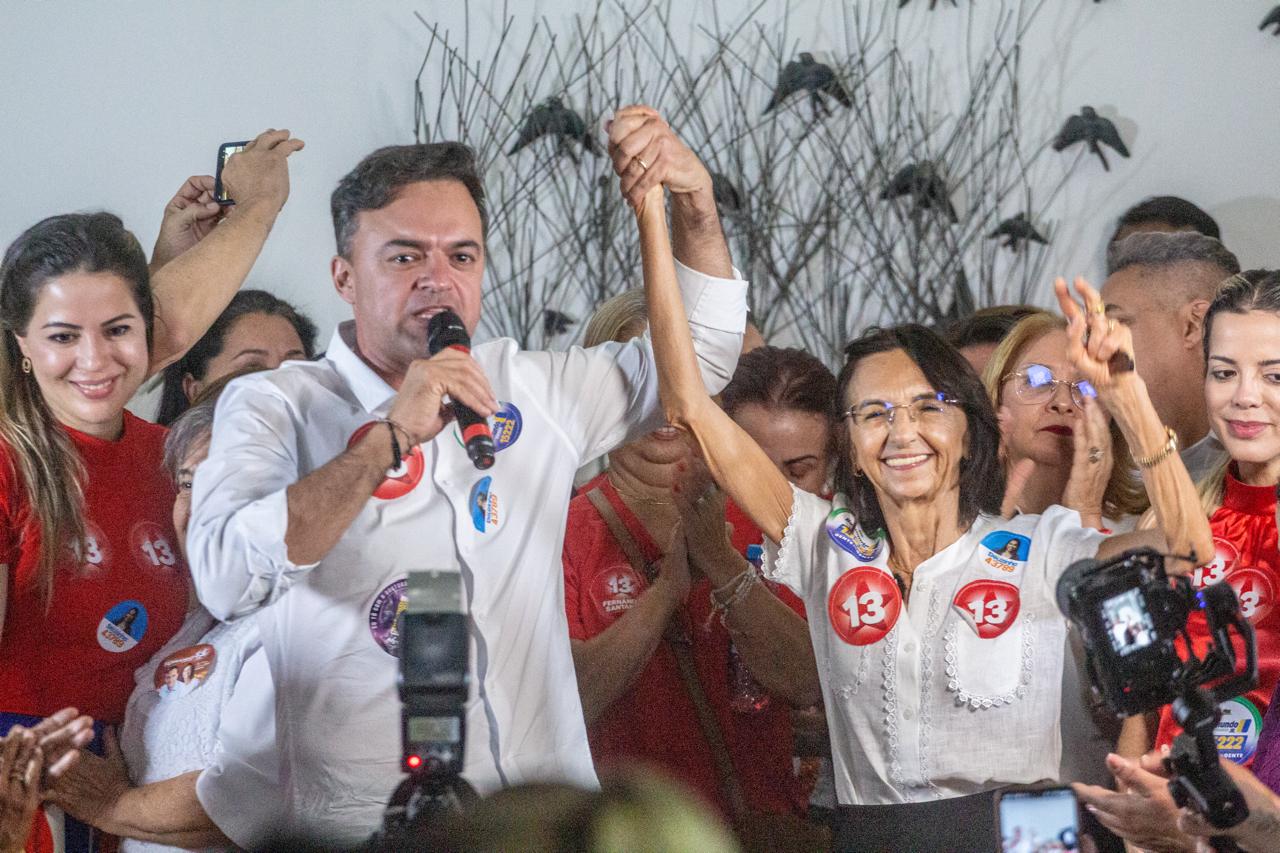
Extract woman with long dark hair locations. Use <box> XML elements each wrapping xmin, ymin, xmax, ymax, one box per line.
<box><xmin>0</xmin><ymin>129</ymin><xmax>302</xmax><ymax>732</ymax></box>
<box><xmin>634</xmin><ymin>191</ymin><xmax>1211</xmax><ymax>850</ymax></box>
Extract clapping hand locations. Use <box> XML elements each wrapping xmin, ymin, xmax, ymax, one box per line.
<box><xmin>150</xmin><ymin>175</ymin><xmax>225</xmax><ymax>271</ymax></box>
<box><xmin>0</xmin><ymin>726</ymin><xmax>42</xmax><ymax>853</ymax></box>
<box><xmin>43</xmin><ymin>726</ymin><xmax>130</xmax><ymax>831</ymax></box>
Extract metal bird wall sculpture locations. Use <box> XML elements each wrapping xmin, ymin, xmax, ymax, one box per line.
<box><xmin>542</xmin><ymin>309</ymin><xmax>576</xmax><ymax>337</ymax></box>
<box><xmin>1261</xmin><ymin>6</ymin><xmax>1280</xmax><ymax>35</ymax></box>
<box><xmin>763</xmin><ymin>53</ymin><xmax>852</xmax><ymax>119</ymax></box>
<box><xmin>711</xmin><ymin>172</ymin><xmax>745</xmax><ymax>216</ymax></box>
<box><xmin>881</xmin><ymin>162</ymin><xmax>958</xmax><ymax>222</ymax></box>
<box><xmin>1052</xmin><ymin>106</ymin><xmax>1129</xmax><ymax>171</ymax></box>
<box><xmin>508</xmin><ymin>96</ymin><xmax>601</xmax><ymax>164</ymax></box>
<box><xmin>899</xmin><ymin>0</ymin><xmax>958</xmax><ymax>8</ymax></box>
<box><xmin>988</xmin><ymin>213</ymin><xmax>1048</xmax><ymax>251</ymax></box>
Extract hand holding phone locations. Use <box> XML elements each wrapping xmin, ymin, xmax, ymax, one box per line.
<box><xmin>214</xmin><ymin>141</ymin><xmax>250</xmax><ymax>205</ymax></box>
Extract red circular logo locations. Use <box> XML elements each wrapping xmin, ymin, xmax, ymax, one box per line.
<box><xmin>952</xmin><ymin>580</ymin><xmax>1021</xmax><ymax>639</ymax></box>
<box><xmin>1194</xmin><ymin>538</ymin><xmax>1239</xmax><ymax>589</ymax></box>
<box><xmin>827</xmin><ymin>568</ymin><xmax>901</xmax><ymax>646</ymax></box>
<box><xmin>130</xmin><ymin>521</ymin><xmax>179</xmax><ymax>571</ymax></box>
<box><xmin>349</xmin><ymin>422</ymin><xmax>425</xmax><ymax>500</ymax></box>
<box><xmin>590</xmin><ymin>565</ymin><xmax>648</xmax><ymax>622</ymax></box>
<box><xmin>1228</xmin><ymin>567</ymin><xmax>1275</xmax><ymax>624</ymax></box>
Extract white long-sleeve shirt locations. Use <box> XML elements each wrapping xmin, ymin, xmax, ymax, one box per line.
<box><xmin>186</xmin><ymin>261</ymin><xmax>746</xmax><ymax>845</ymax></box>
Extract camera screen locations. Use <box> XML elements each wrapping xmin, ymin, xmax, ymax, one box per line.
<box><xmin>999</xmin><ymin>788</ymin><xmax>1079</xmax><ymax>852</ymax></box>
<box><xmin>408</xmin><ymin>715</ymin><xmax>460</xmax><ymax>744</ymax></box>
<box><xmin>219</xmin><ymin>144</ymin><xmax>246</xmax><ymax>169</ymax></box>
<box><xmin>1101</xmin><ymin>588</ymin><xmax>1156</xmax><ymax>656</ymax></box>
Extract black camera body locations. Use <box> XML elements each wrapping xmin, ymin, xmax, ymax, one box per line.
<box><xmin>1057</xmin><ymin>548</ymin><xmax>1255</xmax><ymax>718</ymax></box>
<box><xmin>1057</xmin><ymin>547</ymin><xmax>1258</xmax><ymax>840</ymax></box>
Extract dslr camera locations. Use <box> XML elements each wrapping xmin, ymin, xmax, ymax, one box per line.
<box><xmin>1057</xmin><ymin>547</ymin><xmax>1258</xmax><ymax>841</ymax></box>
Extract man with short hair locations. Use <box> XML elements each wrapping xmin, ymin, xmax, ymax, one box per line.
<box><xmin>1101</xmin><ymin>230</ymin><xmax>1239</xmax><ymax>481</ymax></box>
<box><xmin>1108</xmin><ymin>195</ymin><xmax>1221</xmax><ymax>250</ymax></box>
<box><xmin>186</xmin><ymin>107</ymin><xmax>748</xmax><ymax>845</ymax></box>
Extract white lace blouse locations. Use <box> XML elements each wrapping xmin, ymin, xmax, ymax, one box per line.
<box><xmin>764</xmin><ymin>485</ymin><xmax>1104</xmax><ymax>805</ymax></box>
<box><xmin>118</xmin><ymin>609</ymin><xmax>262</xmax><ymax>853</ymax></box>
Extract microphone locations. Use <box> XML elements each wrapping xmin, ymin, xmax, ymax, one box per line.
<box><xmin>426</xmin><ymin>310</ymin><xmax>496</xmax><ymax>470</ymax></box>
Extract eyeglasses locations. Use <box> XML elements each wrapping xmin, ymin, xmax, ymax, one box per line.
<box><xmin>1002</xmin><ymin>363</ymin><xmax>1097</xmax><ymax>407</ymax></box>
<box><xmin>842</xmin><ymin>392</ymin><xmax>961</xmax><ymax>429</ymax></box>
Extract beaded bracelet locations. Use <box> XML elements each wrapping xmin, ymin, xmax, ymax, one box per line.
<box><xmin>377</xmin><ymin>418</ymin><xmax>410</xmax><ymax>470</ymax></box>
<box><xmin>706</xmin><ymin>567</ymin><xmax>758</xmax><ymax>630</ymax></box>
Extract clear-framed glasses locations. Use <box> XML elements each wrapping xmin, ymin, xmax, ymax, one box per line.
<box><xmin>1003</xmin><ymin>363</ymin><xmax>1097</xmax><ymax>407</ymax></box>
<box><xmin>842</xmin><ymin>391</ymin><xmax>961</xmax><ymax>429</ymax></box>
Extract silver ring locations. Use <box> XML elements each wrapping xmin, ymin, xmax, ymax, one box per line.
<box><xmin>636</xmin><ymin>158</ymin><xmax>650</xmax><ymax>172</ymax></box>
<box><xmin>1088</xmin><ymin>447</ymin><xmax>1102</xmax><ymax>464</ymax></box>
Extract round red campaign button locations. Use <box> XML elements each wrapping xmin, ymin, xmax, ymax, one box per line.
<box><xmin>1228</xmin><ymin>567</ymin><xmax>1275</xmax><ymax>624</ymax></box>
<box><xmin>827</xmin><ymin>567</ymin><xmax>901</xmax><ymax>646</ymax></box>
<box><xmin>349</xmin><ymin>422</ymin><xmax>425</xmax><ymax>500</ymax></box>
<box><xmin>1192</xmin><ymin>538</ymin><xmax>1239</xmax><ymax>590</ymax></box>
<box><xmin>952</xmin><ymin>579</ymin><xmax>1021</xmax><ymax>639</ymax></box>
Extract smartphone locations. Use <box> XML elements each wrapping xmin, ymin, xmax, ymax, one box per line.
<box><xmin>214</xmin><ymin>141</ymin><xmax>250</xmax><ymax>205</ymax></box>
<box><xmin>996</xmin><ymin>786</ymin><xmax>1081</xmax><ymax>852</ymax></box>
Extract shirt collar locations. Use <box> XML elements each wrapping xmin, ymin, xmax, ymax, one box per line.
<box><xmin>326</xmin><ymin>321</ymin><xmax>397</xmax><ymax>415</ymax></box>
<box><xmin>1222</xmin><ymin>465</ymin><xmax>1278</xmax><ymax>516</ymax></box>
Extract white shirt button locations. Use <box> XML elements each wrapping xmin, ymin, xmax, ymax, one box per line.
<box><xmin>903</xmin><ymin>709</ymin><xmax>915</xmax><ymax>721</ymax></box>
<box><xmin>903</xmin><ymin>641</ymin><xmax>916</xmax><ymax>654</ymax></box>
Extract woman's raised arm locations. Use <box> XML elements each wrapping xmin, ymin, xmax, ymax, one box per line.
<box><xmin>1055</xmin><ymin>277</ymin><xmax>1214</xmax><ymax>568</ymax></box>
<box><xmin>636</xmin><ymin>187</ymin><xmax>795</xmax><ymax>543</ymax></box>
<box><xmin>146</xmin><ymin>129</ymin><xmax>304</xmax><ymax>378</ymax></box>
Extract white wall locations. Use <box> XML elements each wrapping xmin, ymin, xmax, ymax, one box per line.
<box><xmin>3</xmin><ymin>0</ymin><xmax>1277</xmax><ymax>400</ymax></box>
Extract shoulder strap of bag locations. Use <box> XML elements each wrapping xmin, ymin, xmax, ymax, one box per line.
<box><xmin>585</xmin><ymin>486</ymin><xmax>750</xmax><ymax>822</ymax></box>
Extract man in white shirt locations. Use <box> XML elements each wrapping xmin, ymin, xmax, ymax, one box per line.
<box><xmin>1102</xmin><ymin>230</ymin><xmax>1238</xmax><ymax>482</ymax></box>
<box><xmin>186</xmin><ymin>105</ymin><xmax>747</xmax><ymax>846</ymax></box>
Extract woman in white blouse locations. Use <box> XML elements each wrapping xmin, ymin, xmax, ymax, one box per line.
<box><xmin>634</xmin><ymin>191</ymin><xmax>1212</xmax><ymax>850</ymax></box>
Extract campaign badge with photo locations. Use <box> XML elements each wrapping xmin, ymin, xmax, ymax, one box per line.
<box><xmin>590</xmin><ymin>564</ymin><xmax>647</xmax><ymax>622</ymax></box>
<box><xmin>1214</xmin><ymin>697</ymin><xmax>1263</xmax><ymax>764</ymax></box>
<box><xmin>368</xmin><ymin>579</ymin><xmax>408</xmax><ymax>657</ymax></box>
<box><xmin>153</xmin><ymin>644</ymin><xmax>216</xmax><ymax>700</ymax></box>
<box><xmin>827</xmin><ymin>567</ymin><xmax>901</xmax><ymax>646</ymax></box>
<box><xmin>1192</xmin><ymin>537</ymin><xmax>1239</xmax><ymax>590</ymax></box>
<box><xmin>454</xmin><ymin>401</ymin><xmax>523</xmax><ymax>454</ymax></box>
<box><xmin>825</xmin><ymin>508</ymin><xmax>882</xmax><ymax>562</ymax></box>
<box><xmin>98</xmin><ymin>600</ymin><xmax>148</xmax><ymax>653</ymax></box>
<box><xmin>131</xmin><ymin>521</ymin><xmax>180</xmax><ymax>572</ymax></box>
<box><xmin>979</xmin><ymin>531</ymin><xmax>1030</xmax><ymax>573</ymax></box>
<box><xmin>1228</xmin><ymin>567</ymin><xmax>1275</xmax><ymax>624</ymax></box>
<box><xmin>469</xmin><ymin>476</ymin><xmax>500</xmax><ymax>533</ymax></box>
<box><xmin>348</xmin><ymin>421</ymin><xmax>425</xmax><ymax>500</ymax></box>
<box><xmin>952</xmin><ymin>579</ymin><xmax>1021</xmax><ymax>639</ymax></box>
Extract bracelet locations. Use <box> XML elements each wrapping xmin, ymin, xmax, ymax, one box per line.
<box><xmin>1133</xmin><ymin>425</ymin><xmax>1179</xmax><ymax>469</ymax></box>
<box><xmin>705</xmin><ymin>567</ymin><xmax>758</xmax><ymax>630</ymax></box>
<box><xmin>376</xmin><ymin>419</ymin><xmax>408</xmax><ymax>470</ymax></box>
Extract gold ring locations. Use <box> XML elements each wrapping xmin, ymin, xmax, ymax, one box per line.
<box><xmin>1091</xmin><ymin>302</ymin><xmax>1106</xmax><ymax>316</ymax></box>
<box><xmin>637</xmin><ymin>158</ymin><xmax>650</xmax><ymax>172</ymax></box>
<box><xmin>1107</xmin><ymin>318</ymin><xmax>1116</xmax><ymax>332</ymax></box>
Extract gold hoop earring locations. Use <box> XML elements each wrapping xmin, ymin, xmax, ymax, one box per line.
<box><xmin>20</xmin><ymin>357</ymin><xmax>31</xmax><ymax>374</ymax></box>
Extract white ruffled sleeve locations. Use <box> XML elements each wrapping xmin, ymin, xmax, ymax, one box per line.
<box><xmin>761</xmin><ymin>484</ymin><xmax>834</xmax><ymax>597</ymax></box>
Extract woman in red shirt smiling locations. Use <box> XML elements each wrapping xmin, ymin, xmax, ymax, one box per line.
<box><xmin>0</xmin><ymin>129</ymin><xmax>302</xmax><ymax>728</ymax></box>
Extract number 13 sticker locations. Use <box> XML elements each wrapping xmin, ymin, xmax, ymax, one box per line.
<box><xmin>952</xmin><ymin>580</ymin><xmax>1021</xmax><ymax>639</ymax></box>
<box><xmin>827</xmin><ymin>568</ymin><xmax>901</xmax><ymax>646</ymax></box>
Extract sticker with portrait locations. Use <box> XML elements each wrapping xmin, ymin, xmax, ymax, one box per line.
<box><xmin>153</xmin><ymin>644</ymin><xmax>216</xmax><ymax>700</ymax></box>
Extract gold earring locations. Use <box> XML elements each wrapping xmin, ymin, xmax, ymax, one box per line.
<box><xmin>20</xmin><ymin>357</ymin><xmax>31</xmax><ymax>374</ymax></box>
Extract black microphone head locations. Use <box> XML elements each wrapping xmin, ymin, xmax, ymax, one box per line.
<box><xmin>468</xmin><ymin>435</ymin><xmax>496</xmax><ymax>470</ymax></box>
<box><xmin>427</xmin><ymin>309</ymin><xmax>469</xmax><ymax>355</ymax></box>
<box><xmin>1056</xmin><ymin>557</ymin><xmax>1099</xmax><ymax>618</ymax></box>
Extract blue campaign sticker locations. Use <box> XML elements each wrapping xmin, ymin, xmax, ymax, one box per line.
<box><xmin>1214</xmin><ymin>697</ymin><xmax>1263</xmax><ymax>764</ymax></box>
<box><xmin>826</xmin><ymin>508</ymin><xmax>883</xmax><ymax>561</ymax></box>
<box><xmin>97</xmin><ymin>600</ymin><xmax>148</xmax><ymax>653</ymax></box>
<box><xmin>491</xmin><ymin>402</ymin><xmax>523</xmax><ymax>451</ymax></box>
<box><xmin>469</xmin><ymin>476</ymin><xmax>500</xmax><ymax>533</ymax></box>
<box><xmin>979</xmin><ymin>531</ymin><xmax>1030</xmax><ymax>572</ymax></box>
<box><xmin>368</xmin><ymin>579</ymin><xmax>408</xmax><ymax>657</ymax></box>
<box><xmin>455</xmin><ymin>401</ymin><xmax>523</xmax><ymax>454</ymax></box>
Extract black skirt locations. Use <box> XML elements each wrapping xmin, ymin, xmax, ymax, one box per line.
<box><xmin>833</xmin><ymin>789</ymin><xmax>1000</xmax><ymax>852</ymax></box>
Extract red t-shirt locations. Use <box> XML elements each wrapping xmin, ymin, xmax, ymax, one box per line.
<box><xmin>563</xmin><ymin>474</ymin><xmax>808</xmax><ymax>817</ymax></box>
<box><xmin>0</xmin><ymin>411</ymin><xmax>189</xmax><ymax>724</ymax></box>
<box><xmin>1156</xmin><ymin>471</ymin><xmax>1280</xmax><ymax>765</ymax></box>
